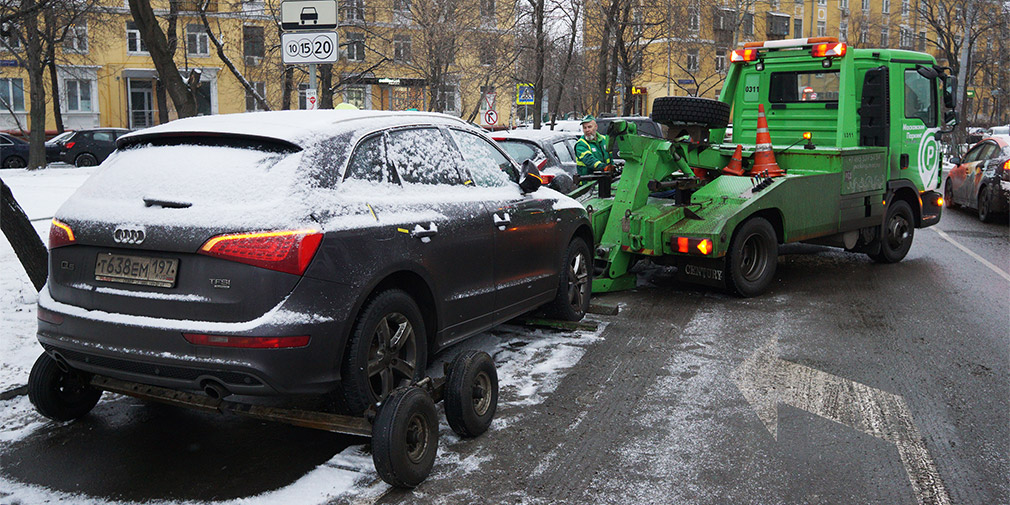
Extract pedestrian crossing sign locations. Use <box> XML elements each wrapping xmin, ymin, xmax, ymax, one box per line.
<box><xmin>516</xmin><ymin>84</ymin><xmax>534</xmax><ymax>105</ymax></box>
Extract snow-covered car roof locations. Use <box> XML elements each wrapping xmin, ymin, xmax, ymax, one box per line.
<box><xmin>118</xmin><ymin>110</ymin><xmax>474</xmax><ymax>149</ymax></box>
<box><xmin>493</xmin><ymin>129</ymin><xmax>579</xmax><ymax>142</ymax></box>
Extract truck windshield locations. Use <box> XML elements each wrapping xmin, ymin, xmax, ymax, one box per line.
<box><xmin>769</xmin><ymin>70</ymin><xmax>840</xmax><ymax>103</ymax></box>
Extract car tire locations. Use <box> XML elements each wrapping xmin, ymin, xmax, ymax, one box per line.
<box><xmin>978</xmin><ymin>185</ymin><xmax>993</xmax><ymax>223</ymax></box>
<box><xmin>444</xmin><ymin>350</ymin><xmax>498</xmax><ymax>438</ymax></box>
<box><xmin>3</xmin><ymin>155</ymin><xmax>26</xmax><ymax>168</ymax></box>
<box><xmin>650</xmin><ymin>96</ymin><xmax>731</xmax><ymax>129</ymax></box>
<box><xmin>342</xmin><ymin>289</ymin><xmax>427</xmax><ymax>415</ymax></box>
<box><xmin>726</xmin><ymin>217</ymin><xmax>778</xmax><ymax>297</ymax></box>
<box><xmin>545</xmin><ymin>237</ymin><xmax>592</xmax><ymax>321</ymax></box>
<box><xmin>28</xmin><ymin>353</ymin><xmax>102</xmax><ymax>422</ymax></box>
<box><xmin>371</xmin><ymin>386</ymin><xmax>439</xmax><ymax>488</ymax></box>
<box><xmin>75</xmin><ymin>153</ymin><xmax>98</xmax><ymax>167</ymax></box>
<box><xmin>871</xmin><ymin>200</ymin><xmax>914</xmax><ymax>263</ymax></box>
<box><xmin>943</xmin><ymin>179</ymin><xmax>959</xmax><ymax>209</ymax></box>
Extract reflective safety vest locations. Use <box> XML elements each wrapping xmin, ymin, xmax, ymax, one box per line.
<box><xmin>575</xmin><ymin>134</ymin><xmax>612</xmax><ymax>176</ymax></box>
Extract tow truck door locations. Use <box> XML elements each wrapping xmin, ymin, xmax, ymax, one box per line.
<box><xmin>892</xmin><ymin>62</ymin><xmax>942</xmax><ymax>191</ymax></box>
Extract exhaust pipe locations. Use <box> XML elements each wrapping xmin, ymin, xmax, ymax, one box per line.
<box><xmin>51</xmin><ymin>352</ymin><xmax>71</xmax><ymax>373</ymax></box>
<box><xmin>201</xmin><ymin>380</ymin><xmax>230</xmax><ymax>400</ymax></box>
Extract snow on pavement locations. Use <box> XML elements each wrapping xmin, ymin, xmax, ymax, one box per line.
<box><xmin>0</xmin><ymin>166</ymin><xmax>607</xmax><ymax>504</ymax></box>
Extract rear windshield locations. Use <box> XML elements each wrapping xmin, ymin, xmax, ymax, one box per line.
<box><xmin>769</xmin><ymin>70</ymin><xmax>840</xmax><ymax>103</ymax></box>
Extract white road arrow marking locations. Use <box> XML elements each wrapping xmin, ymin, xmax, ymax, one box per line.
<box><xmin>733</xmin><ymin>337</ymin><xmax>952</xmax><ymax>505</ymax></box>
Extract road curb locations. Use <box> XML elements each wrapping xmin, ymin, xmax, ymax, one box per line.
<box><xmin>0</xmin><ymin>385</ymin><xmax>28</xmax><ymax>401</ymax></box>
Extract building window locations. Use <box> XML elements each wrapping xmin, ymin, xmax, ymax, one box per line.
<box><xmin>794</xmin><ymin>18</ymin><xmax>803</xmax><ymax>38</ymax></box>
<box><xmin>480</xmin><ymin>0</ymin><xmax>494</xmax><ymax>19</ymax></box>
<box><xmin>346</xmin><ymin>32</ymin><xmax>365</xmax><ymax>61</ymax></box>
<box><xmin>393</xmin><ymin>0</ymin><xmax>411</xmax><ymax>22</ymax></box>
<box><xmin>126</xmin><ymin>21</ymin><xmax>147</xmax><ymax>53</ymax></box>
<box><xmin>1</xmin><ymin>24</ymin><xmax>20</xmax><ymax>51</ymax></box>
<box><xmin>245</xmin><ymin>82</ymin><xmax>266</xmax><ymax>111</ymax></box>
<box><xmin>918</xmin><ymin>30</ymin><xmax>927</xmax><ymax>51</ymax></box>
<box><xmin>715</xmin><ymin>50</ymin><xmax>725</xmax><ymax>73</ymax></box>
<box><xmin>686</xmin><ymin>49</ymin><xmax>698</xmax><ymax>72</ymax></box>
<box><xmin>767</xmin><ymin>13</ymin><xmax>790</xmax><ymax>39</ymax></box>
<box><xmin>186</xmin><ymin>24</ymin><xmax>209</xmax><ymax>56</ymax></box>
<box><xmin>393</xmin><ymin>35</ymin><xmax>411</xmax><ymax>62</ymax></box>
<box><xmin>839</xmin><ymin>21</ymin><xmax>848</xmax><ymax>41</ymax></box>
<box><xmin>817</xmin><ymin>21</ymin><xmax>826</xmax><ymax>37</ymax></box>
<box><xmin>839</xmin><ymin>0</ymin><xmax>848</xmax><ymax>9</ymax></box>
<box><xmin>243</xmin><ymin>25</ymin><xmax>264</xmax><ymax>61</ymax></box>
<box><xmin>688</xmin><ymin>3</ymin><xmax>699</xmax><ymax>31</ymax></box>
<box><xmin>479</xmin><ymin>43</ymin><xmax>494</xmax><ymax>65</ymax></box>
<box><xmin>860</xmin><ymin>27</ymin><xmax>869</xmax><ymax>44</ymax></box>
<box><xmin>817</xmin><ymin>0</ymin><xmax>827</xmax><ymax>5</ymax></box>
<box><xmin>742</xmin><ymin>13</ymin><xmax>754</xmax><ymax>36</ymax></box>
<box><xmin>434</xmin><ymin>84</ymin><xmax>456</xmax><ymax>113</ymax></box>
<box><xmin>342</xmin><ymin>0</ymin><xmax>364</xmax><ymax>21</ymax></box>
<box><xmin>65</xmin><ymin>79</ymin><xmax>93</xmax><ymax>112</ymax></box>
<box><xmin>862</xmin><ymin>0</ymin><xmax>870</xmax><ymax>11</ymax></box>
<box><xmin>882</xmin><ymin>0</ymin><xmax>890</xmax><ymax>13</ymax></box>
<box><xmin>881</xmin><ymin>27</ymin><xmax>889</xmax><ymax>46</ymax></box>
<box><xmin>64</xmin><ymin>20</ymin><xmax>88</xmax><ymax>53</ymax></box>
<box><xmin>899</xmin><ymin>26</ymin><xmax>912</xmax><ymax>48</ymax></box>
<box><xmin>344</xmin><ymin>85</ymin><xmax>366</xmax><ymax>109</ymax></box>
<box><xmin>0</xmin><ymin>78</ymin><xmax>25</xmax><ymax>111</ymax></box>
<box><xmin>901</xmin><ymin>0</ymin><xmax>909</xmax><ymax>15</ymax></box>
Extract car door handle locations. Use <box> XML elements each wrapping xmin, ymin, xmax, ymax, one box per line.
<box><xmin>494</xmin><ymin>212</ymin><xmax>511</xmax><ymax>229</ymax></box>
<box><xmin>410</xmin><ymin>222</ymin><xmax>438</xmax><ymax>241</ymax></box>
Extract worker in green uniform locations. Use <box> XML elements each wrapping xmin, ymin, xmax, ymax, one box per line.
<box><xmin>575</xmin><ymin>115</ymin><xmax>613</xmax><ymax>176</ymax></box>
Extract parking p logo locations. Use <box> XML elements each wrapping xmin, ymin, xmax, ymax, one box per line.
<box><xmin>917</xmin><ymin>129</ymin><xmax>940</xmax><ymax>189</ymax></box>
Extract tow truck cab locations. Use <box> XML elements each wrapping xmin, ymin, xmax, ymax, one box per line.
<box><xmin>583</xmin><ymin>38</ymin><xmax>953</xmax><ymax>296</ymax></box>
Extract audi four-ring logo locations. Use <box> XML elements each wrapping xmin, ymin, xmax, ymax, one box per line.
<box><xmin>113</xmin><ymin>226</ymin><xmax>146</xmax><ymax>244</ymax></box>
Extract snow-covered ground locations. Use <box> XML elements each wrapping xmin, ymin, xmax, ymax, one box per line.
<box><xmin>0</xmin><ymin>166</ymin><xmax>606</xmax><ymax>504</ymax></box>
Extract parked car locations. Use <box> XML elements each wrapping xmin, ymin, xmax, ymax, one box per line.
<box><xmin>538</xmin><ymin>120</ymin><xmax>582</xmax><ymax>133</ymax></box>
<box><xmin>60</xmin><ymin>128</ymin><xmax>130</xmax><ymax>167</ymax></box>
<box><xmin>493</xmin><ymin>130</ymin><xmax>579</xmax><ymax>192</ymax></box>
<box><xmin>31</xmin><ymin>110</ymin><xmax>594</xmax><ymax>422</ymax></box>
<box><xmin>944</xmin><ymin>135</ymin><xmax>1010</xmax><ymax>222</ymax></box>
<box><xmin>46</xmin><ymin>131</ymin><xmax>75</xmax><ymax>163</ymax></box>
<box><xmin>0</xmin><ymin>133</ymin><xmax>30</xmax><ymax>168</ymax></box>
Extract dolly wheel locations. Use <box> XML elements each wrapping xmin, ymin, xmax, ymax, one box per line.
<box><xmin>371</xmin><ymin>386</ymin><xmax>438</xmax><ymax>488</ymax></box>
<box><xmin>28</xmin><ymin>353</ymin><xmax>102</xmax><ymax>421</ymax></box>
<box><xmin>445</xmin><ymin>350</ymin><xmax>498</xmax><ymax>438</ymax></box>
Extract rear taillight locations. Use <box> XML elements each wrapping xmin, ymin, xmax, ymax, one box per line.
<box><xmin>674</xmin><ymin>236</ymin><xmax>713</xmax><ymax>255</ymax></box>
<box><xmin>49</xmin><ymin>219</ymin><xmax>75</xmax><ymax>248</ymax></box>
<box><xmin>1002</xmin><ymin>160</ymin><xmax>1010</xmax><ymax>181</ymax></box>
<box><xmin>64</xmin><ymin>141</ymin><xmax>75</xmax><ymax>150</ymax></box>
<box><xmin>198</xmin><ymin>229</ymin><xmax>322</xmax><ymax>275</ymax></box>
<box><xmin>183</xmin><ymin>333</ymin><xmax>310</xmax><ymax>348</ymax></box>
<box><xmin>731</xmin><ymin>49</ymin><xmax>759</xmax><ymax>63</ymax></box>
<box><xmin>811</xmin><ymin>42</ymin><xmax>847</xmax><ymax>58</ymax></box>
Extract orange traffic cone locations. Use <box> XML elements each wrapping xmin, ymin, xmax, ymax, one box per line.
<box><xmin>722</xmin><ymin>144</ymin><xmax>745</xmax><ymax>176</ymax></box>
<box><xmin>749</xmin><ymin>104</ymin><xmax>784</xmax><ymax>177</ymax></box>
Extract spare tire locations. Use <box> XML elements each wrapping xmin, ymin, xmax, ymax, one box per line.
<box><xmin>651</xmin><ymin>96</ymin><xmax>731</xmax><ymax>129</ymax></box>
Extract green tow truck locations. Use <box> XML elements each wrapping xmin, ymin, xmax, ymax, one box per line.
<box><xmin>578</xmin><ymin>37</ymin><xmax>954</xmax><ymax>296</ymax></box>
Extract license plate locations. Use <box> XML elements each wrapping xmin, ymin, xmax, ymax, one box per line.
<box><xmin>95</xmin><ymin>253</ymin><xmax>178</xmax><ymax>288</ymax></box>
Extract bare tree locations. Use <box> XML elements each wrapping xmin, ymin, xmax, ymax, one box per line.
<box><xmin>128</xmin><ymin>0</ymin><xmax>198</xmax><ymax>118</ymax></box>
<box><xmin>198</xmin><ymin>0</ymin><xmax>270</xmax><ymax>110</ymax></box>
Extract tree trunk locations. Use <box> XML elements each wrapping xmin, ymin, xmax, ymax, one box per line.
<box><xmin>282</xmin><ymin>66</ymin><xmax>294</xmax><ymax>110</ymax></box>
<box><xmin>596</xmin><ymin>0</ymin><xmax>621</xmax><ymax>114</ymax></box>
<box><xmin>319</xmin><ymin>64</ymin><xmax>333</xmax><ymax>108</ymax></box>
<box><xmin>128</xmin><ymin>0</ymin><xmax>197</xmax><ymax>118</ymax></box>
<box><xmin>551</xmin><ymin>5</ymin><xmax>579</xmax><ymax>124</ymax></box>
<box><xmin>45</xmin><ymin>10</ymin><xmax>63</xmax><ymax>133</ymax></box>
<box><xmin>1</xmin><ymin>180</ymin><xmax>48</xmax><ymax>292</ymax></box>
<box><xmin>532</xmin><ymin>0</ymin><xmax>545</xmax><ymax>129</ymax></box>
<box><xmin>23</xmin><ymin>1</ymin><xmax>46</xmax><ymax>170</ymax></box>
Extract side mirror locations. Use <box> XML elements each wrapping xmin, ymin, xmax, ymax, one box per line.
<box><xmin>916</xmin><ymin>65</ymin><xmax>938</xmax><ymax>79</ymax></box>
<box><xmin>518</xmin><ymin>159</ymin><xmax>542</xmax><ymax>193</ymax></box>
<box><xmin>950</xmin><ymin>157</ymin><xmax>961</xmax><ymax>165</ymax></box>
<box><xmin>944</xmin><ymin>110</ymin><xmax>958</xmax><ymax>127</ymax></box>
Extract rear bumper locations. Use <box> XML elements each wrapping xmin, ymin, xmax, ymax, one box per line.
<box><xmin>36</xmin><ymin>278</ymin><xmax>355</xmax><ymax>397</ymax></box>
<box><xmin>920</xmin><ymin>190</ymin><xmax>942</xmax><ymax>227</ymax></box>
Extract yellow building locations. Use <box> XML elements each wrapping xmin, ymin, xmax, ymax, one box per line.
<box><xmin>0</xmin><ymin>0</ymin><xmax>515</xmax><ymax>133</ymax></box>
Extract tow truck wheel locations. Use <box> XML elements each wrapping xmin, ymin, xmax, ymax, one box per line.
<box><xmin>978</xmin><ymin>186</ymin><xmax>993</xmax><ymax>223</ymax></box>
<box><xmin>727</xmin><ymin>217</ymin><xmax>778</xmax><ymax>297</ymax></box>
<box><xmin>28</xmin><ymin>353</ymin><xmax>102</xmax><ymax>422</ymax></box>
<box><xmin>545</xmin><ymin>237</ymin><xmax>592</xmax><ymax>321</ymax></box>
<box><xmin>371</xmin><ymin>386</ymin><xmax>439</xmax><ymax>488</ymax></box>
<box><xmin>872</xmin><ymin>200</ymin><xmax>914</xmax><ymax>263</ymax></box>
<box><xmin>445</xmin><ymin>350</ymin><xmax>498</xmax><ymax>438</ymax></box>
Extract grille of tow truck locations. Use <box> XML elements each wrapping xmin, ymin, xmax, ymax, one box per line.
<box><xmin>44</xmin><ymin>345</ymin><xmax>263</xmax><ymax>386</ymax></box>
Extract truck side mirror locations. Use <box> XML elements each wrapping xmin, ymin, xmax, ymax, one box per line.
<box><xmin>916</xmin><ymin>65</ymin><xmax>938</xmax><ymax>79</ymax></box>
<box><xmin>944</xmin><ymin>110</ymin><xmax>957</xmax><ymax>127</ymax></box>
<box><xmin>518</xmin><ymin>159</ymin><xmax>543</xmax><ymax>193</ymax></box>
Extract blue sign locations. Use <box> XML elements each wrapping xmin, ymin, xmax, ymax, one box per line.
<box><xmin>516</xmin><ymin>83</ymin><xmax>534</xmax><ymax>105</ymax></box>
<box><xmin>677</xmin><ymin>79</ymin><xmax>695</xmax><ymax>85</ymax></box>
<box><xmin>0</xmin><ymin>60</ymin><xmax>19</xmax><ymax>67</ymax></box>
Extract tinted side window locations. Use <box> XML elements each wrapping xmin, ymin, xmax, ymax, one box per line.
<box><xmin>0</xmin><ymin>136</ymin><xmax>11</xmax><ymax>146</ymax></box>
<box><xmin>553</xmin><ymin>141</ymin><xmax>574</xmax><ymax>163</ymax></box>
<box><xmin>386</xmin><ymin>127</ymin><xmax>462</xmax><ymax>185</ymax></box>
<box><xmin>93</xmin><ymin>132</ymin><xmax>115</xmax><ymax>142</ymax></box>
<box><xmin>449</xmin><ymin>129</ymin><xmax>514</xmax><ymax>187</ymax></box>
<box><xmin>964</xmin><ymin>144</ymin><xmax>987</xmax><ymax>163</ymax></box>
<box><xmin>903</xmin><ymin>69</ymin><xmax>936</xmax><ymax>127</ymax></box>
<box><xmin>344</xmin><ymin>134</ymin><xmax>391</xmax><ymax>183</ymax></box>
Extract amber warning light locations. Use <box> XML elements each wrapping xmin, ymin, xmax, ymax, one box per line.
<box><xmin>811</xmin><ymin>42</ymin><xmax>847</xmax><ymax>58</ymax></box>
<box><xmin>675</xmin><ymin>237</ymin><xmax>713</xmax><ymax>255</ymax></box>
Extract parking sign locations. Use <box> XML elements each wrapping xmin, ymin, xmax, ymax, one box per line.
<box><xmin>281</xmin><ymin>0</ymin><xmax>338</xmax><ymax>30</ymax></box>
<box><xmin>281</xmin><ymin>31</ymin><xmax>339</xmax><ymax>64</ymax></box>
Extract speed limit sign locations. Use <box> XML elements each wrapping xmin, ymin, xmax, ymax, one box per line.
<box><xmin>281</xmin><ymin>31</ymin><xmax>339</xmax><ymax>64</ymax></box>
<box><xmin>484</xmin><ymin>109</ymin><xmax>498</xmax><ymax>126</ymax></box>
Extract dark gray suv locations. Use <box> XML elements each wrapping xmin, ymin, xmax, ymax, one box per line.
<box><xmin>31</xmin><ymin>110</ymin><xmax>593</xmax><ymax>420</ymax></box>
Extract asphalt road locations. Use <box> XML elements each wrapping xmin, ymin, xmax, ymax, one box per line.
<box><xmin>2</xmin><ymin>207</ymin><xmax>1007</xmax><ymax>505</ymax></box>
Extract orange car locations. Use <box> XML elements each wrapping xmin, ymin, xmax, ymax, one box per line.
<box><xmin>944</xmin><ymin>136</ymin><xmax>1010</xmax><ymax>222</ymax></box>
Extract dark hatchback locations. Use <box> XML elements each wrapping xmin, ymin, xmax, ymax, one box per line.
<box><xmin>60</xmin><ymin>128</ymin><xmax>130</xmax><ymax>166</ymax></box>
<box><xmin>1</xmin><ymin>132</ymin><xmax>30</xmax><ymax>168</ymax></box>
<box><xmin>32</xmin><ymin>110</ymin><xmax>593</xmax><ymax>420</ymax></box>
<box><xmin>493</xmin><ymin>130</ymin><xmax>580</xmax><ymax>192</ymax></box>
